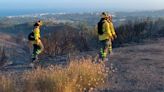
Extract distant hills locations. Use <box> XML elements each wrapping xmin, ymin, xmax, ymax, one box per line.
<box><xmin>0</xmin><ymin>9</ymin><xmax>164</xmax><ymax>38</ymax></box>
<box><xmin>0</xmin><ymin>10</ymin><xmax>164</xmax><ymax>30</ymax></box>
<box><xmin>116</xmin><ymin>9</ymin><xmax>164</xmax><ymax>17</ymax></box>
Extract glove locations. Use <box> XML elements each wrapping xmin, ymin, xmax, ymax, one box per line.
<box><xmin>36</xmin><ymin>39</ymin><xmax>41</xmax><ymax>45</ymax></box>
<box><xmin>113</xmin><ymin>35</ymin><xmax>117</xmax><ymax>39</ymax></box>
<box><xmin>110</xmin><ymin>36</ymin><xmax>114</xmax><ymax>41</ymax></box>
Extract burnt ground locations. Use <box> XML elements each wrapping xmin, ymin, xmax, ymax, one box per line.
<box><xmin>0</xmin><ymin>38</ymin><xmax>164</xmax><ymax>92</ymax></box>
<box><xmin>104</xmin><ymin>38</ymin><xmax>164</xmax><ymax>92</ymax></box>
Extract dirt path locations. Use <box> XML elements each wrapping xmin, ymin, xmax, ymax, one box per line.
<box><xmin>105</xmin><ymin>39</ymin><xmax>164</xmax><ymax>92</ymax></box>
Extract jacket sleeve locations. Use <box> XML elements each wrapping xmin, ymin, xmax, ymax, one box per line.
<box><xmin>103</xmin><ymin>21</ymin><xmax>113</xmax><ymax>38</ymax></box>
<box><xmin>33</xmin><ymin>28</ymin><xmax>40</xmax><ymax>41</ymax></box>
<box><xmin>110</xmin><ymin>22</ymin><xmax>116</xmax><ymax>36</ymax></box>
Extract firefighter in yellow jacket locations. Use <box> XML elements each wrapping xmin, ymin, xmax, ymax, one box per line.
<box><xmin>31</xmin><ymin>20</ymin><xmax>44</xmax><ymax>63</ymax></box>
<box><xmin>97</xmin><ymin>12</ymin><xmax>117</xmax><ymax>61</ymax></box>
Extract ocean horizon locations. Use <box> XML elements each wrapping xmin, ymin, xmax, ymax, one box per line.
<box><xmin>0</xmin><ymin>8</ymin><xmax>112</xmax><ymax>17</ymax></box>
<box><xmin>0</xmin><ymin>9</ymin><xmax>68</xmax><ymax>17</ymax></box>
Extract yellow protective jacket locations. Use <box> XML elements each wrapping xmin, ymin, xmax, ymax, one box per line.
<box><xmin>98</xmin><ymin>20</ymin><xmax>116</xmax><ymax>41</ymax></box>
<box><xmin>32</xmin><ymin>27</ymin><xmax>41</xmax><ymax>44</ymax></box>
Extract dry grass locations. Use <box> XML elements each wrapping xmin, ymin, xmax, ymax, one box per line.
<box><xmin>22</xmin><ymin>59</ymin><xmax>109</xmax><ymax>92</ymax></box>
<box><xmin>0</xmin><ymin>75</ymin><xmax>15</xmax><ymax>92</ymax></box>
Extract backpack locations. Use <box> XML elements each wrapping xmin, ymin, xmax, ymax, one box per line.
<box><xmin>28</xmin><ymin>32</ymin><xmax>35</xmax><ymax>41</ymax></box>
<box><xmin>97</xmin><ymin>18</ymin><xmax>105</xmax><ymax>35</ymax></box>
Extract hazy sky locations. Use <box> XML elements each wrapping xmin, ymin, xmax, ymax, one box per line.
<box><xmin>0</xmin><ymin>0</ymin><xmax>164</xmax><ymax>11</ymax></box>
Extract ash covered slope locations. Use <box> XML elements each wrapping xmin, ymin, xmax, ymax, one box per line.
<box><xmin>107</xmin><ymin>38</ymin><xmax>164</xmax><ymax>92</ymax></box>
<box><xmin>0</xmin><ymin>33</ymin><xmax>163</xmax><ymax>92</ymax></box>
